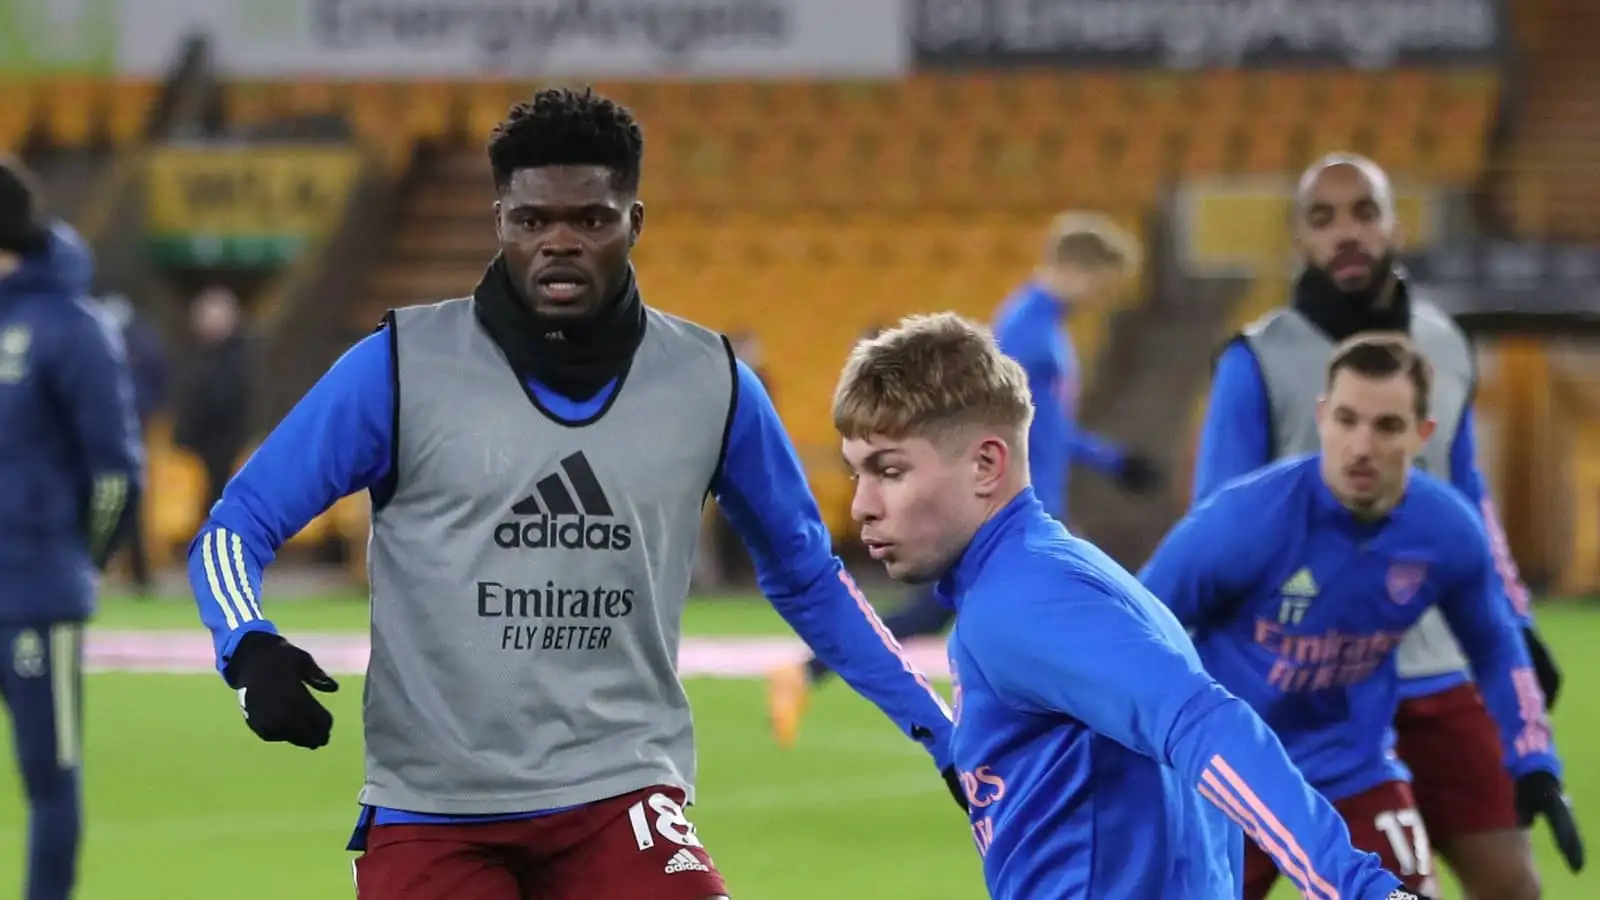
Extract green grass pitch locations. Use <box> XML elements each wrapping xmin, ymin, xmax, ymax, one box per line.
<box><xmin>1</xmin><ymin>594</ymin><xmax>1595</xmax><ymax>898</ymax></box>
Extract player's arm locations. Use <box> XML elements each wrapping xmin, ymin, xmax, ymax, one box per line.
<box><xmin>43</xmin><ymin>298</ymin><xmax>145</xmax><ymax>568</ymax></box>
<box><xmin>967</xmin><ymin>581</ymin><xmax>1407</xmax><ymax>900</ymax></box>
<box><xmin>1063</xmin><ymin>421</ymin><xmax>1127</xmax><ymax>473</ymax></box>
<box><xmin>996</xmin><ymin>319</ymin><xmax>1127</xmax><ymax>475</ymax></box>
<box><xmin>1447</xmin><ymin>406</ymin><xmax>1533</xmax><ymax>625</ymax></box>
<box><xmin>711</xmin><ymin>358</ymin><xmax>954</xmax><ymax>767</ymax></box>
<box><xmin>1448</xmin><ymin>404</ymin><xmax>1564</xmax><ymax>707</ymax></box>
<box><xmin>1137</xmin><ymin>498</ymin><xmax>1243</xmax><ymax>630</ymax></box>
<box><xmin>1435</xmin><ymin>510</ymin><xmax>1558</xmax><ymax>777</ymax></box>
<box><xmin>1437</xmin><ymin>501</ymin><xmax>1584</xmax><ymax>870</ymax></box>
<box><xmin>189</xmin><ymin>328</ymin><xmax>394</xmax><ymax>678</ymax></box>
<box><xmin>1192</xmin><ymin>340</ymin><xmax>1273</xmax><ymax>504</ymax></box>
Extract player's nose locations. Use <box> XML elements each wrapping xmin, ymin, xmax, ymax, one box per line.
<box><xmin>537</xmin><ymin>224</ymin><xmax>584</xmax><ymax>256</ymax></box>
<box><xmin>850</xmin><ymin>482</ymin><xmax>881</xmax><ymax>525</ymax></box>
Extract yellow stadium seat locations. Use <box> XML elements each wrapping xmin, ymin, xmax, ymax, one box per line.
<box><xmin>0</xmin><ymin>80</ymin><xmax>36</xmax><ymax>150</ymax></box>
<box><xmin>38</xmin><ymin>78</ymin><xmax>100</xmax><ymax>148</ymax></box>
<box><xmin>399</xmin><ymin>80</ymin><xmax>455</xmax><ymax>142</ymax></box>
<box><xmin>461</xmin><ymin>81</ymin><xmax>524</xmax><ymax>144</ymax></box>
<box><xmin>222</xmin><ymin>82</ymin><xmax>280</xmax><ymax>128</ymax></box>
<box><xmin>1189</xmin><ymin>71</ymin><xmax>1248</xmax><ymax>126</ymax></box>
<box><xmin>283</xmin><ymin>79</ymin><xmax>342</xmax><ymax>117</ymax></box>
<box><xmin>107</xmin><ymin>80</ymin><xmax>157</xmax><ymax>146</ymax></box>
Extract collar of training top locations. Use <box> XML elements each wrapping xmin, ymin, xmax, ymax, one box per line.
<box><xmin>935</xmin><ymin>487</ymin><xmax>1045</xmax><ymax>610</ymax></box>
<box><xmin>1292</xmin><ymin>258</ymin><xmax>1412</xmax><ymax>343</ymax></box>
<box><xmin>471</xmin><ymin>254</ymin><xmax>646</xmax><ymax>400</ymax></box>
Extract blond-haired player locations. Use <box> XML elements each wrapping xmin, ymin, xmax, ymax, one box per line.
<box><xmin>768</xmin><ymin>212</ymin><xmax>1162</xmax><ymax>748</ymax></box>
<box><xmin>828</xmin><ymin>311</ymin><xmax>1419</xmax><ymax>900</ymax></box>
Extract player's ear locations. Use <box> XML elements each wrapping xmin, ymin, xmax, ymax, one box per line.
<box><xmin>1416</xmin><ymin>416</ymin><xmax>1437</xmax><ymax>442</ymax></box>
<box><xmin>492</xmin><ymin>200</ymin><xmax>505</xmax><ymax>242</ymax></box>
<box><xmin>629</xmin><ymin>200</ymin><xmax>645</xmax><ymax>246</ymax></box>
<box><xmin>972</xmin><ymin>436</ymin><xmax>1007</xmax><ymax>496</ymax></box>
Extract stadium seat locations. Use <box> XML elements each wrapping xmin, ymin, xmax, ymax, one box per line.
<box><xmin>38</xmin><ymin>78</ymin><xmax>101</xmax><ymax>148</ymax></box>
<box><xmin>107</xmin><ymin>80</ymin><xmax>158</xmax><ymax>146</ymax></box>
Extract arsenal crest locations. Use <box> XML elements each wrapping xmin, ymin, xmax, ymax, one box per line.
<box><xmin>1387</xmin><ymin>562</ymin><xmax>1428</xmax><ymax>605</ymax></box>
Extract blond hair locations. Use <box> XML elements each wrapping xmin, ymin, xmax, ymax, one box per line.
<box><xmin>833</xmin><ymin>313</ymin><xmax>1033</xmax><ymax>452</ymax></box>
<box><xmin>1045</xmin><ymin>210</ymin><xmax>1140</xmax><ymax>271</ymax></box>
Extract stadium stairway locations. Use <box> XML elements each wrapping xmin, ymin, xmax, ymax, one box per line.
<box><xmin>1496</xmin><ymin>0</ymin><xmax>1600</xmax><ymax>239</ymax></box>
<box><xmin>1069</xmin><ymin>279</ymin><xmax>1237</xmax><ymax>568</ymax></box>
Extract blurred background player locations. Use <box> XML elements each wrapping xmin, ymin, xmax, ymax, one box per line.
<box><xmin>172</xmin><ymin>285</ymin><xmax>251</xmax><ymax>520</ymax></box>
<box><xmin>834</xmin><ymin>312</ymin><xmax>1424</xmax><ymax>900</ymax></box>
<box><xmin>766</xmin><ymin>211</ymin><xmax>1163</xmax><ymax>748</ymax></box>
<box><xmin>98</xmin><ymin>292</ymin><xmax>167</xmax><ymax>596</ymax></box>
<box><xmin>0</xmin><ymin>159</ymin><xmax>143</xmax><ymax>900</ymax></box>
<box><xmin>1146</xmin><ymin>334</ymin><xmax>1583</xmax><ymax>898</ymax></box>
<box><xmin>186</xmin><ymin>88</ymin><xmax>959</xmax><ymax>899</ymax></box>
<box><xmin>1191</xmin><ymin>153</ymin><xmax>1565</xmax><ymax>900</ymax></box>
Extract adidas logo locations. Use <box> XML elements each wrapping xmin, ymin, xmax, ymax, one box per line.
<box><xmin>494</xmin><ymin>452</ymin><xmax>633</xmax><ymax>552</ymax></box>
<box><xmin>1281</xmin><ymin>568</ymin><xmax>1318</xmax><ymax>597</ymax></box>
<box><xmin>664</xmin><ymin>848</ymin><xmax>709</xmax><ymax>875</ymax></box>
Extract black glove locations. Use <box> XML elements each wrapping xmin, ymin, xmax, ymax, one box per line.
<box><xmin>225</xmin><ymin>632</ymin><xmax>339</xmax><ymax>750</ymax></box>
<box><xmin>1115</xmin><ymin>454</ymin><xmax>1163</xmax><ymax>494</ymax></box>
<box><xmin>1383</xmin><ymin>891</ymin><xmax>1435</xmax><ymax>900</ymax></box>
<box><xmin>1516</xmin><ymin>771</ymin><xmax>1585</xmax><ymax>873</ymax></box>
<box><xmin>942</xmin><ymin>765</ymin><xmax>969</xmax><ymax>813</ymax></box>
<box><xmin>1522</xmin><ymin>626</ymin><xmax>1562</xmax><ymax>711</ymax></box>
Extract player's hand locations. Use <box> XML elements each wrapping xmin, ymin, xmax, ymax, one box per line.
<box><xmin>1522</xmin><ymin>626</ymin><xmax>1562</xmax><ymax>710</ymax></box>
<box><xmin>1115</xmin><ymin>454</ymin><xmax>1163</xmax><ymax>494</ymax></box>
<box><xmin>1383</xmin><ymin>891</ymin><xmax>1436</xmax><ymax>899</ymax></box>
<box><xmin>226</xmin><ymin>632</ymin><xmax>339</xmax><ymax>750</ymax></box>
<box><xmin>1516</xmin><ymin>771</ymin><xmax>1585</xmax><ymax>873</ymax></box>
<box><xmin>942</xmin><ymin>766</ymin><xmax>968</xmax><ymax>813</ymax></box>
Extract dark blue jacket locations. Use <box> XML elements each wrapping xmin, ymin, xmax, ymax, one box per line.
<box><xmin>0</xmin><ymin>223</ymin><xmax>143</xmax><ymax>623</ymax></box>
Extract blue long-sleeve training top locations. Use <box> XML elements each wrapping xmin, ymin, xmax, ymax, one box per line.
<box><xmin>0</xmin><ymin>222</ymin><xmax>142</xmax><ymax>622</ymax></box>
<box><xmin>941</xmin><ymin>488</ymin><xmax>1403</xmax><ymax>900</ymax></box>
<box><xmin>992</xmin><ymin>283</ymin><xmax>1125</xmax><ymax>521</ymax></box>
<box><xmin>1193</xmin><ymin>339</ymin><xmax>1534</xmax><ymax>699</ymax></box>
<box><xmin>1143</xmin><ymin>455</ymin><xmax>1559</xmax><ymax>803</ymax></box>
<box><xmin>188</xmin><ymin>323</ymin><xmax>953</xmax><ymax>834</ymax></box>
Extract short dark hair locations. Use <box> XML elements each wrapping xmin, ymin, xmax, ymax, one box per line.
<box><xmin>487</xmin><ymin>87</ymin><xmax>644</xmax><ymax>196</ymax></box>
<box><xmin>0</xmin><ymin>157</ymin><xmax>46</xmax><ymax>255</ymax></box>
<box><xmin>1325</xmin><ymin>334</ymin><xmax>1432</xmax><ymax>420</ymax></box>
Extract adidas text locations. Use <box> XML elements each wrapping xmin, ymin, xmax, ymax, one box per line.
<box><xmin>664</xmin><ymin>849</ymin><xmax>710</xmax><ymax>874</ymax></box>
<box><xmin>494</xmin><ymin>515</ymin><xmax>633</xmax><ymax>552</ymax></box>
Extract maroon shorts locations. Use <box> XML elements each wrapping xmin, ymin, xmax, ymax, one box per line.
<box><xmin>1394</xmin><ymin>682</ymin><xmax>1520</xmax><ymax>839</ymax></box>
<box><xmin>1243</xmin><ymin>780</ymin><xmax>1437</xmax><ymax>899</ymax></box>
<box><xmin>353</xmin><ymin>786</ymin><xmax>726</xmax><ymax>900</ymax></box>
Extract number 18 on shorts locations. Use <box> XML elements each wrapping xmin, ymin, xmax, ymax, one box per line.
<box><xmin>353</xmin><ymin>786</ymin><xmax>726</xmax><ymax>900</ymax></box>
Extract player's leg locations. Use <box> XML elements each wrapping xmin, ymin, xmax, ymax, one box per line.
<box><xmin>1239</xmin><ymin>837</ymin><xmax>1282</xmax><ymax>900</ymax></box>
<box><xmin>2</xmin><ymin>623</ymin><xmax>85</xmax><ymax>900</ymax></box>
<box><xmin>1395</xmin><ymin>684</ymin><xmax>1539</xmax><ymax>900</ymax></box>
<box><xmin>539</xmin><ymin>786</ymin><xmax>728</xmax><ymax>900</ymax></box>
<box><xmin>766</xmin><ymin>586</ymin><xmax>953</xmax><ymax>748</ymax></box>
<box><xmin>1332</xmin><ymin>780</ymin><xmax>1439</xmax><ymax>895</ymax></box>
<box><xmin>353</xmin><ymin>822</ymin><xmax>526</xmax><ymax>900</ymax></box>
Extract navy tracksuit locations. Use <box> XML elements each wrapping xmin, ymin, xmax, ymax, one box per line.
<box><xmin>0</xmin><ymin>223</ymin><xmax>143</xmax><ymax>900</ymax></box>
